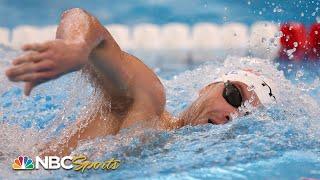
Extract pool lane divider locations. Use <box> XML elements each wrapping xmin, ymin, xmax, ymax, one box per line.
<box><xmin>0</xmin><ymin>22</ymin><xmax>319</xmax><ymax>61</ymax></box>
<box><xmin>280</xmin><ymin>22</ymin><xmax>320</xmax><ymax>61</ymax></box>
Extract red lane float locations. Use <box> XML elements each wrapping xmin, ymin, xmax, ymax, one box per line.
<box><xmin>308</xmin><ymin>23</ymin><xmax>320</xmax><ymax>60</ymax></box>
<box><xmin>279</xmin><ymin>22</ymin><xmax>308</xmax><ymax>61</ymax></box>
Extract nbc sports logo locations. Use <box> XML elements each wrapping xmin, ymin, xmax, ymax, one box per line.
<box><xmin>12</xmin><ymin>156</ymin><xmax>35</xmax><ymax>170</ymax></box>
<box><xmin>11</xmin><ymin>155</ymin><xmax>120</xmax><ymax>172</ymax></box>
<box><xmin>12</xmin><ymin>155</ymin><xmax>72</xmax><ymax>170</ymax></box>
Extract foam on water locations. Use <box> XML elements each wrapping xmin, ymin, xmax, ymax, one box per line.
<box><xmin>0</xmin><ymin>47</ymin><xmax>320</xmax><ymax>179</ymax></box>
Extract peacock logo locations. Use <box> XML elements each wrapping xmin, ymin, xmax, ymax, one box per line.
<box><xmin>12</xmin><ymin>156</ymin><xmax>35</xmax><ymax>170</ymax></box>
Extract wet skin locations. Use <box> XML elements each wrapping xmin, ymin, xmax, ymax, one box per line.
<box><xmin>5</xmin><ymin>8</ymin><xmax>261</xmax><ymax>156</ymax></box>
<box><xmin>181</xmin><ymin>81</ymin><xmax>261</xmax><ymax>126</ymax></box>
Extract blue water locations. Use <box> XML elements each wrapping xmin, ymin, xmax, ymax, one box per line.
<box><xmin>0</xmin><ymin>46</ymin><xmax>320</xmax><ymax>179</ymax></box>
<box><xmin>0</xmin><ymin>0</ymin><xmax>319</xmax><ymax>28</ymax></box>
<box><xmin>0</xmin><ymin>0</ymin><xmax>320</xmax><ymax>179</ymax></box>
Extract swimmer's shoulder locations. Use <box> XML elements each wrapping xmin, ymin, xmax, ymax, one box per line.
<box><xmin>122</xmin><ymin>52</ymin><xmax>166</xmax><ymax>117</ymax></box>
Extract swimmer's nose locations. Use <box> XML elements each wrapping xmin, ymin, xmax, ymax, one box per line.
<box><xmin>218</xmin><ymin>114</ymin><xmax>231</xmax><ymax>124</ymax></box>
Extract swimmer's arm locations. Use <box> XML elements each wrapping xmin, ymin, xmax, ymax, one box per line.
<box><xmin>6</xmin><ymin>8</ymin><xmax>165</xmax><ymax>115</ymax></box>
<box><xmin>7</xmin><ymin>8</ymin><xmax>166</xmax><ymax>156</ymax></box>
<box><xmin>55</xmin><ymin>8</ymin><xmax>131</xmax><ymax>100</ymax></box>
<box><xmin>54</xmin><ymin>8</ymin><xmax>165</xmax><ymax>117</ymax></box>
<box><xmin>5</xmin><ymin>8</ymin><xmax>113</xmax><ymax>96</ymax></box>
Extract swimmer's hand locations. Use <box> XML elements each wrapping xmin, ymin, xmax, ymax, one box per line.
<box><xmin>5</xmin><ymin>40</ymin><xmax>90</xmax><ymax>96</ymax></box>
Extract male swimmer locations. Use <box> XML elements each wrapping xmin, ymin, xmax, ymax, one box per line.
<box><xmin>5</xmin><ymin>8</ymin><xmax>278</xmax><ymax>156</ymax></box>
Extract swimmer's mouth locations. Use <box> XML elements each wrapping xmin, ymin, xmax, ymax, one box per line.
<box><xmin>208</xmin><ymin>118</ymin><xmax>217</xmax><ymax>125</ymax></box>
<box><xmin>207</xmin><ymin>116</ymin><xmax>230</xmax><ymax>125</ymax></box>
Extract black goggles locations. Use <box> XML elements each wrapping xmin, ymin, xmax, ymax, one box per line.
<box><xmin>222</xmin><ymin>81</ymin><xmax>243</xmax><ymax>108</ymax></box>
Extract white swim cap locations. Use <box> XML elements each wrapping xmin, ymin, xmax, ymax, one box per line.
<box><xmin>216</xmin><ymin>70</ymin><xmax>278</xmax><ymax>105</ymax></box>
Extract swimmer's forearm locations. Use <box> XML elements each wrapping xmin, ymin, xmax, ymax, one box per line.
<box><xmin>57</xmin><ymin>8</ymin><xmax>131</xmax><ymax>94</ymax></box>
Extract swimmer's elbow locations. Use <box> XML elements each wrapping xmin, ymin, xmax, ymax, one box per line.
<box><xmin>61</xmin><ymin>8</ymin><xmax>88</xmax><ymax>19</ymax></box>
<box><xmin>60</xmin><ymin>8</ymin><xmax>99</xmax><ymax>27</ymax></box>
<box><xmin>57</xmin><ymin>7</ymin><xmax>106</xmax><ymax>42</ymax></box>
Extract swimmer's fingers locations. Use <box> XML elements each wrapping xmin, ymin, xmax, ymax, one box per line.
<box><xmin>12</xmin><ymin>51</ymin><xmax>47</xmax><ymax>65</ymax></box>
<box><xmin>22</xmin><ymin>42</ymin><xmax>49</xmax><ymax>52</ymax></box>
<box><xmin>6</xmin><ymin>63</ymin><xmax>35</xmax><ymax>80</ymax></box>
<box><xmin>14</xmin><ymin>71</ymin><xmax>55</xmax><ymax>82</ymax></box>
<box><xmin>25</xmin><ymin>82</ymin><xmax>37</xmax><ymax>96</ymax></box>
<box><xmin>6</xmin><ymin>60</ymin><xmax>54</xmax><ymax>81</ymax></box>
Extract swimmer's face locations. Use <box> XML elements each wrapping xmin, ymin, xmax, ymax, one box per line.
<box><xmin>181</xmin><ymin>81</ymin><xmax>261</xmax><ymax>125</ymax></box>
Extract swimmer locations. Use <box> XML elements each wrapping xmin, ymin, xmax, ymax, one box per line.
<box><xmin>5</xmin><ymin>8</ymin><xmax>278</xmax><ymax>156</ymax></box>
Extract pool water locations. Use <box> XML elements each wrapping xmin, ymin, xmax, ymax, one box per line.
<box><xmin>0</xmin><ymin>0</ymin><xmax>318</xmax><ymax>28</ymax></box>
<box><xmin>0</xmin><ymin>45</ymin><xmax>320</xmax><ymax>179</ymax></box>
<box><xmin>1</xmin><ymin>0</ymin><xmax>320</xmax><ymax>179</ymax></box>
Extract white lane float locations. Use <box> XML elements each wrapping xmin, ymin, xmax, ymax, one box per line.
<box><xmin>221</xmin><ymin>23</ymin><xmax>249</xmax><ymax>57</ymax></box>
<box><xmin>38</xmin><ymin>25</ymin><xmax>57</xmax><ymax>42</ymax></box>
<box><xmin>160</xmin><ymin>23</ymin><xmax>191</xmax><ymax>64</ymax></box>
<box><xmin>0</xmin><ymin>27</ymin><xmax>9</xmax><ymax>46</ymax></box>
<box><xmin>11</xmin><ymin>25</ymin><xmax>41</xmax><ymax>49</ymax></box>
<box><xmin>131</xmin><ymin>24</ymin><xmax>162</xmax><ymax>66</ymax></box>
<box><xmin>132</xmin><ymin>23</ymin><xmax>161</xmax><ymax>50</ymax></box>
<box><xmin>6</xmin><ymin>22</ymin><xmax>319</xmax><ymax>62</ymax></box>
<box><xmin>105</xmin><ymin>24</ymin><xmax>131</xmax><ymax>50</ymax></box>
<box><xmin>249</xmin><ymin>21</ymin><xmax>280</xmax><ymax>60</ymax></box>
<box><xmin>11</xmin><ymin>25</ymin><xmax>57</xmax><ymax>49</ymax></box>
<box><xmin>191</xmin><ymin>23</ymin><xmax>223</xmax><ymax>62</ymax></box>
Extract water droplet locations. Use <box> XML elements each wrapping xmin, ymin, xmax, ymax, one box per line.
<box><xmin>295</xmin><ymin>70</ymin><xmax>304</xmax><ymax>80</ymax></box>
<box><xmin>223</xmin><ymin>16</ymin><xmax>227</xmax><ymax>21</ymax></box>
<box><xmin>247</xmin><ymin>85</ymin><xmax>255</xmax><ymax>91</ymax></box>
<box><xmin>273</xmin><ymin>6</ymin><xmax>283</xmax><ymax>13</ymax></box>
